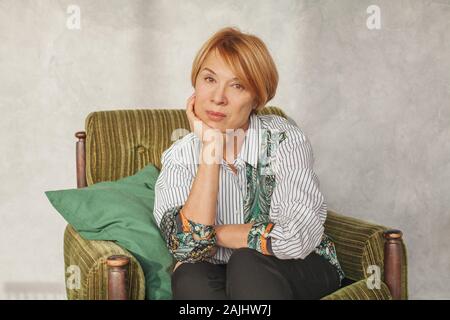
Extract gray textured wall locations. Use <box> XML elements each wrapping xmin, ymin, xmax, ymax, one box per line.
<box><xmin>0</xmin><ymin>0</ymin><xmax>448</xmax><ymax>299</ymax></box>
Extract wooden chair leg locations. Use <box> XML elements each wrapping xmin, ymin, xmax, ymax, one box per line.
<box><xmin>107</xmin><ymin>255</ymin><xmax>130</xmax><ymax>300</ymax></box>
<box><xmin>383</xmin><ymin>230</ymin><xmax>403</xmax><ymax>300</ymax></box>
<box><xmin>75</xmin><ymin>131</ymin><xmax>87</xmax><ymax>188</ymax></box>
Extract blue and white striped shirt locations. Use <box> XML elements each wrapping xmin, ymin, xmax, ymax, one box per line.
<box><xmin>153</xmin><ymin>112</ymin><xmax>329</xmax><ymax>264</ymax></box>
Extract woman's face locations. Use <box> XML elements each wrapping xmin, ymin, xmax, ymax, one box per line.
<box><xmin>194</xmin><ymin>49</ymin><xmax>256</xmax><ymax>133</ymax></box>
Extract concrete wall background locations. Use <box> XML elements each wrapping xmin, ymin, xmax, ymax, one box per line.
<box><xmin>0</xmin><ymin>0</ymin><xmax>448</xmax><ymax>299</ymax></box>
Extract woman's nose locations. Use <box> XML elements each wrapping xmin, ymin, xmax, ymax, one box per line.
<box><xmin>211</xmin><ymin>86</ymin><xmax>227</xmax><ymax>105</ymax></box>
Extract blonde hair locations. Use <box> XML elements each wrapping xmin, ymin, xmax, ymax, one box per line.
<box><xmin>191</xmin><ymin>27</ymin><xmax>278</xmax><ymax>112</ymax></box>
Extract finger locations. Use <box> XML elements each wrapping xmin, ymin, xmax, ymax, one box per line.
<box><xmin>186</xmin><ymin>100</ymin><xmax>197</xmax><ymax>121</ymax></box>
<box><xmin>185</xmin><ymin>97</ymin><xmax>201</xmax><ymax>134</ymax></box>
<box><xmin>186</xmin><ymin>94</ymin><xmax>195</xmax><ymax>110</ymax></box>
<box><xmin>186</xmin><ymin>97</ymin><xmax>198</xmax><ymax>121</ymax></box>
<box><xmin>186</xmin><ymin>93</ymin><xmax>195</xmax><ymax>105</ymax></box>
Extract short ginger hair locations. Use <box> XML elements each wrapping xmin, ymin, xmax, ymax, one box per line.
<box><xmin>191</xmin><ymin>26</ymin><xmax>278</xmax><ymax>112</ymax></box>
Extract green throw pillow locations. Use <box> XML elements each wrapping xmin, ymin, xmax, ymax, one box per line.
<box><xmin>45</xmin><ymin>164</ymin><xmax>174</xmax><ymax>299</ymax></box>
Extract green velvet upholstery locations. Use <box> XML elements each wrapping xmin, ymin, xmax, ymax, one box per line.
<box><xmin>64</xmin><ymin>224</ymin><xmax>146</xmax><ymax>299</ymax></box>
<box><xmin>63</xmin><ymin>106</ymin><xmax>407</xmax><ymax>300</ymax></box>
<box><xmin>322</xmin><ymin>279</ymin><xmax>392</xmax><ymax>300</ymax></box>
<box><xmin>324</xmin><ymin>211</ymin><xmax>408</xmax><ymax>300</ymax></box>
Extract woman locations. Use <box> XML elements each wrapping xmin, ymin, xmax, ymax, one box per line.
<box><xmin>153</xmin><ymin>26</ymin><xmax>344</xmax><ymax>300</ymax></box>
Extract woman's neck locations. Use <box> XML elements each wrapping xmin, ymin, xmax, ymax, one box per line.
<box><xmin>223</xmin><ymin>120</ymin><xmax>250</xmax><ymax>164</ymax></box>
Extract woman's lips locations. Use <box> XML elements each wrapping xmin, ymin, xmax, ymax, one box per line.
<box><xmin>206</xmin><ymin>110</ymin><xmax>226</xmax><ymax>121</ymax></box>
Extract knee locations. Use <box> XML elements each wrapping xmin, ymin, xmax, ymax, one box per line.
<box><xmin>227</xmin><ymin>248</ymin><xmax>262</xmax><ymax>274</ymax></box>
<box><xmin>171</xmin><ymin>263</ymin><xmax>196</xmax><ymax>299</ymax></box>
<box><xmin>171</xmin><ymin>261</ymin><xmax>227</xmax><ymax>300</ymax></box>
<box><xmin>226</xmin><ymin>248</ymin><xmax>293</xmax><ymax>300</ymax></box>
<box><xmin>226</xmin><ymin>249</ymin><xmax>263</xmax><ymax>298</ymax></box>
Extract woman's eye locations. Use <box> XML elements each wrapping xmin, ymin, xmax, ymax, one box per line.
<box><xmin>204</xmin><ymin>77</ymin><xmax>244</xmax><ymax>90</ymax></box>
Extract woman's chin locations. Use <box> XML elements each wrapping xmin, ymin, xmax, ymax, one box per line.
<box><xmin>205</xmin><ymin>120</ymin><xmax>224</xmax><ymax>131</ymax></box>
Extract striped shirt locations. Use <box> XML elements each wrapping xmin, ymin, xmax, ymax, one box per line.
<box><xmin>153</xmin><ymin>112</ymin><xmax>330</xmax><ymax>265</ymax></box>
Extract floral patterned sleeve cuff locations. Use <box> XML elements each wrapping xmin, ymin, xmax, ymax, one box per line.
<box><xmin>159</xmin><ymin>205</ymin><xmax>217</xmax><ymax>262</ymax></box>
<box><xmin>247</xmin><ymin>222</ymin><xmax>275</xmax><ymax>255</ymax></box>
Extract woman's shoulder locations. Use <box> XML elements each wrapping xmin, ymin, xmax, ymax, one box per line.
<box><xmin>256</xmin><ymin>114</ymin><xmax>315</xmax><ymax>169</ymax></box>
<box><xmin>256</xmin><ymin>114</ymin><xmax>308</xmax><ymax>144</ymax></box>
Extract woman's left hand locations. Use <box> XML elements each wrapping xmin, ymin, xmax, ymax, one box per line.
<box><xmin>214</xmin><ymin>224</ymin><xmax>254</xmax><ymax>249</ymax></box>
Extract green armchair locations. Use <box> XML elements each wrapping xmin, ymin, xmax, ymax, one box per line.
<box><xmin>65</xmin><ymin>107</ymin><xmax>408</xmax><ymax>300</ymax></box>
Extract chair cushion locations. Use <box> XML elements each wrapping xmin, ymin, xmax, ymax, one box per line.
<box><xmin>46</xmin><ymin>164</ymin><xmax>174</xmax><ymax>299</ymax></box>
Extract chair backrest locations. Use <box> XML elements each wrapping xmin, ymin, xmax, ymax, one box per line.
<box><xmin>84</xmin><ymin>106</ymin><xmax>287</xmax><ymax>185</ymax></box>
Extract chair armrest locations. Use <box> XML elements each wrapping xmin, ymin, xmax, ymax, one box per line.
<box><xmin>324</xmin><ymin>210</ymin><xmax>408</xmax><ymax>299</ymax></box>
<box><xmin>321</xmin><ymin>279</ymin><xmax>392</xmax><ymax>300</ymax></box>
<box><xmin>63</xmin><ymin>224</ymin><xmax>146</xmax><ymax>299</ymax></box>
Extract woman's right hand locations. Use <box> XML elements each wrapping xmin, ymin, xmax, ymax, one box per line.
<box><xmin>186</xmin><ymin>93</ymin><xmax>221</xmax><ymax>146</ymax></box>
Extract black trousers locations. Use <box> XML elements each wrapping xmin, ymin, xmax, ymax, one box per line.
<box><xmin>172</xmin><ymin>248</ymin><xmax>340</xmax><ymax>300</ymax></box>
